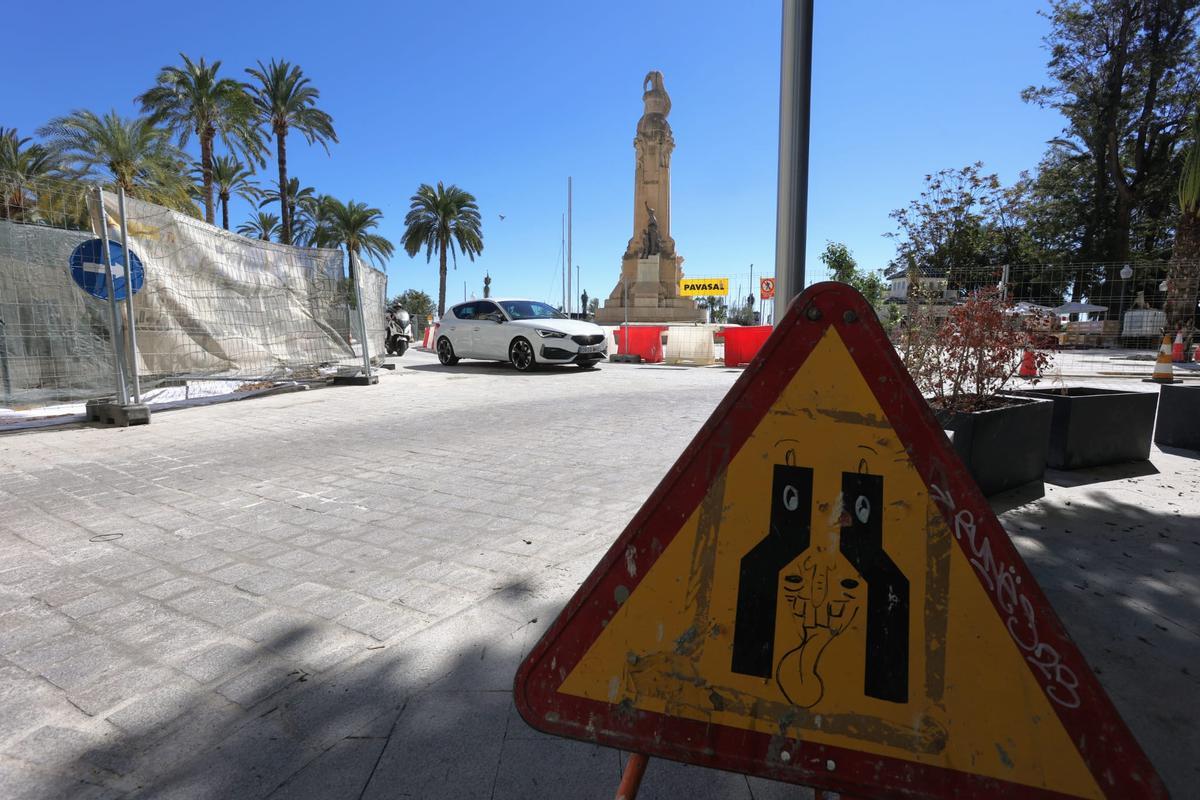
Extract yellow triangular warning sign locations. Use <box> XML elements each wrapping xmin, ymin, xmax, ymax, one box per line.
<box><xmin>514</xmin><ymin>284</ymin><xmax>1166</xmax><ymax>799</ymax></box>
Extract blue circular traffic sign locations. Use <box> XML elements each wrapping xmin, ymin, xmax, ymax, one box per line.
<box><xmin>69</xmin><ymin>239</ymin><xmax>144</xmax><ymax>301</ymax></box>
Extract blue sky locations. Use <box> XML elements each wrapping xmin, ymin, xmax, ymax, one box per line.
<box><xmin>4</xmin><ymin>0</ymin><xmax>1065</xmax><ymax>308</ymax></box>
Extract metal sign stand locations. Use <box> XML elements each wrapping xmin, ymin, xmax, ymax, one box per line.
<box><xmin>84</xmin><ymin>186</ymin><xmax>150</xmax><ymax>426</ymax></box>
<box><xmin>614</xmin><ymin>753</ymin><xmax>648</xmax><ymax>799</ymax></box>
<box><xmin>117</xmin><ymin>187</ymin><xmax>141</xmax><ymax>403</ymax></box>
<box><xmin>97</xmin><ymin>187</ymin><xmax>128</xmax><ymax>406</ymax></box>
<box><xmin>333</xmin><ymin>251</ymin><xmax>379</xmax><ymax>386</ymax></box>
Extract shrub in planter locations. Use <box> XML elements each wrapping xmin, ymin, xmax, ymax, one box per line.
<box><xmin>1009</xmin><ymin>387</ymin><xmax>1157</xmax><ymax>469</ymax></box>
<box><xmin>897</xmin><ymin>288</ymin><xmax>1054</xmax><ymax>495</ymax></box>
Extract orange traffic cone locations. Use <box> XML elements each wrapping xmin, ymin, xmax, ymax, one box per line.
<box><xmin>1145</xmin><ymin>333</ymin><xmax>1180</xmax><ymax>384</ymax></box>
<box><xmin>1171</xmin><ymin>331</ymin><xmax>1185</xmax><ymax>362</ymax></box>
<box><xmin>1018</xmin><ymin>347</ymin><xmax>1040</xmax><ymax>379</ymax></box>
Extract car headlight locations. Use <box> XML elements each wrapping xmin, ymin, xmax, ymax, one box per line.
<box><xmin>536</xmin><ymin>329</ymin><xmax>566</xmax><ymax>338</ymax></box>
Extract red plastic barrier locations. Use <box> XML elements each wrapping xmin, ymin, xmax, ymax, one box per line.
<box><xmin>722</xmin><ymin>325</ymin><xmax>773</xmax><ymax>367</ymax></box>
<box><xmin>615</xmin><ymin>325</ymin><xmax>666</xmax><ymax>363</ymax></box>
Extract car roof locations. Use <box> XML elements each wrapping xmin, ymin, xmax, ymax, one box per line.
<box><xmin>450</xmin><ymin>298</ymin><xmax>550</xmax><ymax>307</ymax></box>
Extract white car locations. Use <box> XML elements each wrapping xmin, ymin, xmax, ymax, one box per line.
<box><xmin>435</xmin><ymin>298</ymin><xmax>607</xmax><ymax>371</ymax></box>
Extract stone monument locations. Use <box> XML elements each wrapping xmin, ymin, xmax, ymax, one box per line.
<box><xmin>596</xmin><ymin>71</ymin><xmax>704</xmax><ymax>324</ymax></box>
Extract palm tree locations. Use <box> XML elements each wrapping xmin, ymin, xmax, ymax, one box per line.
<box><xmin>319</xmin><ymin>197</ymin><xmax>394</xmax><ymax>268</ymax></box>
<box><xmin>244</xmin><ymin>59</ymin><xmax>337</xmax><ymax>245</ymax></box>
<box><xmin>237</xmin><ymin>211</ymin><xmax>281</xmax><ymax>241</ymax></box>
<box><xmin>1</xmin><ymin>127</ymin><xmax>60</xmax><ymax>220</ymax></box>
<box><xmin>401</xmin><ymin>182</ymin><xmax>484</xmax><ymax>316</ymax></box>
<box><xmin>1167</xmin><ymin>116</ymin><xmax>1200</xmax><ymax>351</ymax></box>
<box><xmin>259</xmin><ymin>177</ymin><xmax>316</xmax><ymax>243</ymax></box>
<box><xmin>137</xmin><ymin>54</ymin><xmax>264</xmax><ymax>225</ymax></box>
<box><xmin>38</xmin><ymin>110</ymin><xmax>196</xmax><ymax>213</ymax></box>
<box><xmin>197</xmin><ymin>154</ymin><xmax>258</xmax><ymax>230</ymax></box>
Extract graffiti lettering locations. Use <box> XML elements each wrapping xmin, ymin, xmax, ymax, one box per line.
<box><xmin>931</xmin><ymin>483</ymin><xmax>1081</xmax><ymax>709</ymax></box>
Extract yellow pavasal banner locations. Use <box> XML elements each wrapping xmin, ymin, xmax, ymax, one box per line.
<box><xmin>679</xmin><ymin>277</ymin><xmax>729</xmax><ymax>296</ymax></box>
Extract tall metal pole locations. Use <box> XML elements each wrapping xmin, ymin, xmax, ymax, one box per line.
<box><xmin>773</xmin><ymin>0</ymin><xmax>814</xmax><ymax>324</ymax></box>
<box><xmin>96</xmin><ymin>187</ymin><xmax>129</xmax><ymax>405</ymax></box>
<box><xmin>567</xmin><ymin>176</ymin><xmax>573</xmax><ymax>316</ymax></box>
<box><xmin>350</xmin><ymin>251</ymin><xmax>373</xmax><ymax>379</ymax></box>
<box><xmin>117</xmin><ymin>187</ymin><xmax>141</xmax><ymax>403</ymax></box>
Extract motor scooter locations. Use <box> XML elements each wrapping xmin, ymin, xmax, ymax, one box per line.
<box><xmin>385</xmin><ymin>308</ymin><xmax>413</xmax><ymax>356</ymax></box>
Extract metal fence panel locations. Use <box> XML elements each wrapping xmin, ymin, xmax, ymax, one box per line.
<box><xmin>0</xmin><ymin>219</ymin><xmax>118</xmax><ymax>405</ymax></box>
<box><xmin>2</xmin><ymin>172</ymin><xmax>390</xmax><ymax>415</ymax></box>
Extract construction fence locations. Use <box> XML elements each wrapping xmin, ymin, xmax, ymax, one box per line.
<box><xmin>880</xmin><ymin>260</ymin><xmax>1200</xmax><ymax>379</ymax></box>
<box><xmin>0</xmin><ymin>172</ymin><xmax>386</xmax><ymax>419</ymax></box>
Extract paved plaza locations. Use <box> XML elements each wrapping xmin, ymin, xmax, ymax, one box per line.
<box><xmin>0</xmin><ymin>349</ymin><xmax>1197</xmax><ymax>799</ymax></box>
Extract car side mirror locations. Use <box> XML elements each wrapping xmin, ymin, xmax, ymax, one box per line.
<box><xmin>489</xmin><ymin>312</ymin><xmax>504</xmax><ymax>324</ymax></box>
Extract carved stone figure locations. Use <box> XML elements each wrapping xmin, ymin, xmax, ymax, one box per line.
<box><xmin>483</xmin><ymin>272</ymin><xmax>491</xmax><ymax>299</ymax></box>
<box><xmin>641</xmin><ymin>202</ymin><xmax>661</xmax><ymax>258</ymax></box>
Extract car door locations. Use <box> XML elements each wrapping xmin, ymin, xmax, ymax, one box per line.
<box><xmin>470</xmin><ymin>301</ymin><xmax>506</xmax><ymax>359</ymax></box>
<box><xmin>444</xmin><ymin>303</ymin><xmax>475</xmax><ymax>356</ymax></box>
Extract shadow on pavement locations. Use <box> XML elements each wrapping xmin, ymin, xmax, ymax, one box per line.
<box><xmin>403</xmin><ymin>362</ymin><xmax>602</xmax><ymax>378</ymax></box>
<box><xmin>986</xmin><ymin>479</ymin><xmax>1047</xmax><ymax>515</ymax></box>
<box><xmin>1000</xmin><ymin>488</ymin><xmax>1200</xmax><ymax>795</ymax></box>
<box><xmin>19</xmin><ymin>583</ymin><xmax>792</xmax><ymax>800</ymax></box>
<box><xmin>1043</xmin><ymin>459</ymin><xmax>1161</xmax><ymax>488</ymax></box>
<box><xmin>1154</xmin><ymin>444</ymin><xmax>1200</xmax><ymax>461</ymax></box>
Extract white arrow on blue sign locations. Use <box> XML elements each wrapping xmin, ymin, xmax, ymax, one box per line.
<box><xmin>69</xmin><ymin>239</ymin><xmax>144</xmax><ymax>301</ymax></box>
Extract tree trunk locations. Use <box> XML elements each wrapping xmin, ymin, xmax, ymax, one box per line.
<box><xmin>221</xmin><ymin>195</ymin><xmax>229</xmax><ymax>230</ymax></box>
<box><xmin>276</xmin><ymin>125</ymin><xmax>290</xmax><ymax>245</ymax></box>
<box><xmin>1167</xmin><ymin>210</ymin><xmax>1200</xmax><ymax>352</ymax></box>
<box><xmin>437</xmin><ymin>242</ymin><xmax>448</xmax><ymax>317</ymax></box>
<box><xmin>200</xmin><ymin>128</ymin><xmax>215</xmax><ymax>225</ymax></box>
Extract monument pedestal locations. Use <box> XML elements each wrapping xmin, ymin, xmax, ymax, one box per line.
<box><xmin>596</xmin><ymin>256</ymin><xmax>704</xmax><ymax>325</ymax></box>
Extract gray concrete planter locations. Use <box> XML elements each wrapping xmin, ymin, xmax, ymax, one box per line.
<box><xmin>936</xmin><ymin>396</ymin><xmax>1053</xmax><ymax>496</ymax></box>
<box><xmin>1154</xmin><ymin>383</ymin><xmax>1200</xmax><ymax>451</ymax></box>
<box><xmin>1009</xmin><ymin>387</ymin><xmax>1156</xmax><ymax>469</ymax></box>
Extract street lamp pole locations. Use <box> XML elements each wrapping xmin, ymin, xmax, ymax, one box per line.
<box><xmin>1119</xmin><ymin>263</ymin><xmax>1133</xmax><ymax>337</ymax></box>
<box><xmin>773</xmin><ymin>0</ymin><xmax>814</xmax><ymax>324</ymax></box>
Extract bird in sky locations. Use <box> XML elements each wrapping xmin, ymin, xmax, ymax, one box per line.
<box><xmin>498</xmin><ymin>214</ymin><xmax>506</xmax><ymax>221</ymax></box>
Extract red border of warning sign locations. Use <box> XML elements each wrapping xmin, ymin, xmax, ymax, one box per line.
<box><xmin>514</xmin><ymin>282</ymin><xmax>1166</xmax><ymax>799</ymax></box>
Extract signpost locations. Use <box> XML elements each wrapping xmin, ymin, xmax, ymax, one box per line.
<box><xmin>760</xmin><ymin>277</ymin><xmax>776</xmax><ymax>300</ymax></box>
<box><xmin>514</xmin><ymin>282</ymin><xmax>1165</xmax><ymax>799</ymax></box>
<box><xmin>679</xmin><ymin>277</ymin><xmax>729</xmax><ymax>297</ymax></box>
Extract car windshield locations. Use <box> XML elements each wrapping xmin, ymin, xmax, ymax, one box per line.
<box><xmin>500</xmin><ymin>300</ymin><xmax>566</xmax><ymax>321</ymax></box>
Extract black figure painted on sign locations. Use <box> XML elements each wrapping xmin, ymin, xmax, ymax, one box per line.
<box><xmin>731</xmin><ymin>464</ymin><xmax>909</xmax><ymax>708</ymax></box>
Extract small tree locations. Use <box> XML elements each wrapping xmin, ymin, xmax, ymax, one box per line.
<box><xmin>897</xmin><ymin>289</ymin><xmax>1052</xmax><ymax>414</ymax></box>
<box><xmin>390</xmin><ymin>289</ymin><xmax>435</xmax><ymax>320</ymax></box>
<box><xmin>820</xmin><ymin>241</ymin><xmax>886</xmax><ymax>307</ymax></box>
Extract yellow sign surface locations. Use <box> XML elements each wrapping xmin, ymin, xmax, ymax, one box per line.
<box><xmin>679</xmin><ymin>277</ymin><xmax>729</xmax><ymax>296</ymax></box>
<box><xmin>557</xmin><ymin>325</ymin><xmax>1103</xmax><ymax>798</ymax></box>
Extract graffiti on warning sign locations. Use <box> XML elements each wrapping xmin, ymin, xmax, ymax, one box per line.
<box><xmin>731</xmin><ymin>446</ymin><xmax>909</xmax><ymax>709</ymax></box>
<box><xmin>929</xmin><ymin>481</ymin><xmax>1081</xmax><ymax>709</ymax></box>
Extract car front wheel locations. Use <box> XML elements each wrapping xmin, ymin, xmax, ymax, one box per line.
<box><xmin>509</xmin><ymin>337</ymin><xmax>536</xmax><ymax>372</ymax></box>
<box><xmin>437</xmin><ymin>337</ymin><xmax>459</xmax><ymax>366</ymax></box>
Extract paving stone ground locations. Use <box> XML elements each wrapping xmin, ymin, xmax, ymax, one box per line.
<box><xmin>0</xmin><ymin>349</ymin><xmax>1197</xmax><ymax>799</ymax></box>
